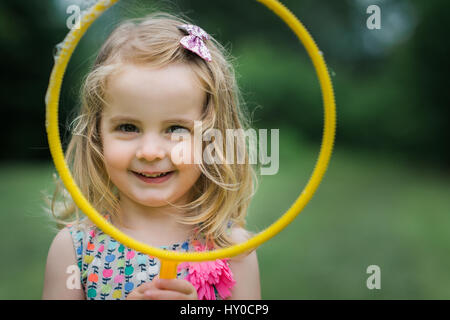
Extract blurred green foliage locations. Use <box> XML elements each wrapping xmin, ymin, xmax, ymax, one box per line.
<box><xmin>0</xmin><ymin>0</ymin><xmax>449</xmax><ymax>167</ymax></box>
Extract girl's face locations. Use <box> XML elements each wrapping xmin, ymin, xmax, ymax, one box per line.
<box><xmin>100</xmin><ymin>63</ymin><xmax>205</xmax><ymax>208</ymax></box>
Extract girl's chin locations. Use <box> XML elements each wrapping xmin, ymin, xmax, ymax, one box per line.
<box><xmin>132</xmin><ymin>198</ymin><xmax>172</xmax><ymax>207</ymax></box>
<box><xmin>131</xmin><ymin>192</ymin><xmax>192</xmax><ymax>208</ymax></box>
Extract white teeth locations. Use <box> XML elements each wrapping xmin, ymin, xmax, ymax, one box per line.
<box><xmin>140</xmin><ymin>172</ymin><xmax>167</xmax><ymax>178</ymax></box>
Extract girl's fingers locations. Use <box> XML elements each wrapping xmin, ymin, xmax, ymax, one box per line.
<box><xmin>144</xmin><ymin>289</ymin><xmax>190</xmax><ymax>300</ymax></box>
<box><xmin>127</xmin><ymin>277</ymin><xmax>198</xmax><ymax>300</ymax></box>
<box><xmin>126</xmin><ymin>290</ymin><xmax>147</xmax><ymax>300</ymax></box>
<box><xmin>155</xmin><ymin>279</ymin><xmax>195</xmax><ymax>295</ymax></box>
<box><xmin>135</xmin><ymin>278</ymin><xmax>158</xmax><ymax>293</ymax></box>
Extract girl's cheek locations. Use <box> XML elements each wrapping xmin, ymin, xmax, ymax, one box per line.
<box><xmin>170</xmin><ymin>137</ymin><xmax>200</xmax><ymax>166</ymax></box>
<box><xmin>103</xmin><ymin>139</ymin><xmax>133</xmax><ymax>168</ymax></box>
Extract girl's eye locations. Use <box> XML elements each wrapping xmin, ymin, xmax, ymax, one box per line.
<box><xmin>117</xmin><ymin>123</ymin><xmax>139</xmax><ymax>133</ymax></box>
<box><xmin>168</xmin><ymin>125</ymin><xmax>190</xmax><ymax>134</ymax></box>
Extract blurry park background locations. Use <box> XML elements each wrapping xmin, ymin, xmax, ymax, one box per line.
<box><xmin>1</xmin><ymin>0</ymin><xmax>449</xmax><ymax>299</ymax></box>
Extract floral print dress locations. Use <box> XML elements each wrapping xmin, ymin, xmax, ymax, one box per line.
<box><xmin>67</xmin><ymin>217</ymin><xmax>235</xmax><ymax>300</ymax></box>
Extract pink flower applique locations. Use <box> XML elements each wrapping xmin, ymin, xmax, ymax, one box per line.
<box><xmin>177</xmin><ymin>240</ymin><xmax>236</xmax><ymax>300</ymax></box>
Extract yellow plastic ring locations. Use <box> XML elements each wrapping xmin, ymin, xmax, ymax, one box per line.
<box><xmin>46</xmin><ymin>0</ymin><xmax>336</xmax><ymax>262</ymax></box>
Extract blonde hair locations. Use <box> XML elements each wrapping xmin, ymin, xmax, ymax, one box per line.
<box><xmin>45</xmin><ymin>11</ymin><xmax>259</xmax><ymax>248</ymax></box>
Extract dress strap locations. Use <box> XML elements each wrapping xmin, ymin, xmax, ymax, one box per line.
<box><xmin>67</xmin><ymin>223</ymin><xmax>85</xmax><ymax>286</ymax></box>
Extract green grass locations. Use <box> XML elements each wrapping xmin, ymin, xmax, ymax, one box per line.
<box><xmin>0</xmin><ymin>163</ymin><xmax>56</xmax><ymax>299</ymax></box>
<box><xmin>1</xmin><ymin>131</ymin><xmax>449</xmax><ymax>299</ymax></box>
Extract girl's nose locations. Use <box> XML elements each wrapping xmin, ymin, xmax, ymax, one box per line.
<box><xmin>135</xmin><ymin>135</ymin><xmax>167</xmax><ymax>162</ymax></box>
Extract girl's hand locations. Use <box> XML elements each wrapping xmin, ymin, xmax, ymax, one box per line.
<box><xmin>126</xmin><ymin>276</ymin><xmax>198</xmax><ymax>300</ymax></box>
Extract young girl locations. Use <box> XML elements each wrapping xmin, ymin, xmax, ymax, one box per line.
<box><xmin>42</xmin><ymin>12</ymin><xmax>261</xmax><ymax>300</ymax></box>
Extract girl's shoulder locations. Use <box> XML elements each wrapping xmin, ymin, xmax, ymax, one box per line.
<box><xmin>226</xmin><ymin>220</ymin><xmax>253</xmax><ymax>247</ymax></box>
<box><xmin>226</xmin><ymin>225</ymin><xmax>255</xmax><ymax>260</ymax></box>
<box><xmin>42</xmin><ymin>226</ymin><xmax>86</xmax><ymax>299</ymax></box>
<box><xmin>49</xmin><ymin>226</ymin><xmax>78</xmax><ymax>254</ymax></box>
<box><xmin>228</xmin><ymin>226</ymin><xmax>252</xmax><ymax>242</ymax></box>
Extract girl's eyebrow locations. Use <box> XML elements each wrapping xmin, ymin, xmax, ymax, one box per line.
<box><xmin>109</xmin><ymin>116</ymin><xmax>140</xmax><ymax>124</ymax></box>
<box><xmin>108</xmin><ymin>116</ymin><xmax>194</xmax><ymax>126</ymax></box>
<box><xmin>164</xmin><ymin>118</ymin><xmax>194</xmax><ymax>126</ymax></box>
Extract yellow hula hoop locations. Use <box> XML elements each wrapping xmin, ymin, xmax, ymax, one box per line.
<box><xmin>45</xmin><ymin>0</ymin><xmax>336</xmax><ymax>277</ymax></box>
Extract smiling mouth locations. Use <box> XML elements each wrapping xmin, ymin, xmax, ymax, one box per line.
<box><xmin>132</xmin><ymin>171</ymin><xmax>174</xmax><ymax>178</ymax></box>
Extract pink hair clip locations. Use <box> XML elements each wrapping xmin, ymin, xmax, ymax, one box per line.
<box><xmin>177</xmin><ymin>24</ymin><xmax>212</xmax><ymax>62</ymax></box>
